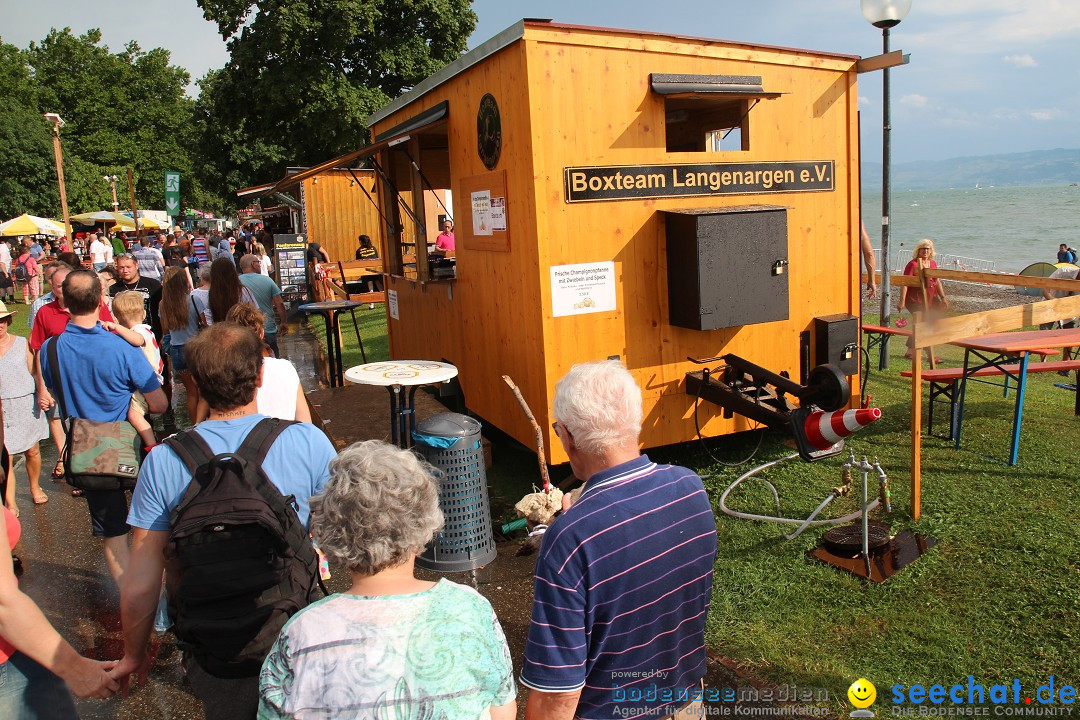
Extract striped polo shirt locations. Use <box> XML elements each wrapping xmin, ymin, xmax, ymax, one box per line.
<box><xmin>520</xmin><ymin>455</ymin><xmax>717</xmax><ymax>719</ymax></box>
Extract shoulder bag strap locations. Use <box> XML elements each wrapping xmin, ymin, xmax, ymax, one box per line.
<box><xmin>190</xmin><ymin>294</ymin><xmax>207</xmax><ymax>328</ymax></box>
<box><xmin>45</xmin><ymin>336</ymin><xmax>70</xmax><ymax>420</ymax></box>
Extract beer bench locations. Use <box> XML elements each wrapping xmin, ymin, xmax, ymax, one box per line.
<box><xmin>861</xmin><ymin>322</ymin><xmax>911</xmax><ymax>355</ymax></box>
<box><xmin>901</xmin><ymin>359</ymin><xmax>1080</xmax><ymax>441</ymax></box>
<box><xmin>322</xmin><ymin>259</ymin><xmax>387</xmax><ymax>305</ymax></box>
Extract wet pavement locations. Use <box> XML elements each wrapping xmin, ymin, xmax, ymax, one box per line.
<box><xmin>9</xmin><ymin>323</ymin><xmax>328</xmax><ymax>719</ymax></box>
<box><xmin>11</xmin><ymin>320</ymin><xmax>748</xmax><ymax>719</ymax></box>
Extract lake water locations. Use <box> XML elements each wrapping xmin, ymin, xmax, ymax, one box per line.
<box><xmin>859</xmin><ymin>184</ymin><xmax>1080</xmax><ymax>273</ymax></box>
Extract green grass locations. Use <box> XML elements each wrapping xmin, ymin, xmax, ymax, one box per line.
<box><xmin>310</xmin><ymin>305</ymin><xmax>1080</xmax><ymax>712</ymax></box>
<box><xmin>5</xmin><ymin>300</ymin><xmax>34</xmax><ymax>339</ymax></box>
<box><xmin>304</xmin><ymin>303</ymin><xmax>390</xmax><ymax>368</ymax></box>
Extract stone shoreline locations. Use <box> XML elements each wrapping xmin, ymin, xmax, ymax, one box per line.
<box><xmin>864</xmin><ymin>280</ymin><xmax>1037</xmax><ymax>316</ymax></box>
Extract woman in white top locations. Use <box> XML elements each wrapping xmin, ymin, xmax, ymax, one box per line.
<box><xmin>255</xmin><ymin>242</ymin><xmax>273</xmax><ymax>276</ymax></box>
<box><xmin>194</xmin><ymin>303</ymin><xmax>310</xmax><ymax>424</ymax></box>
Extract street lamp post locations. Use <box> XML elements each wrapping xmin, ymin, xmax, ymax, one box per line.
<box><xmin>861</xmin><ymin>0</ymin><xmax>911</xmax><ymax>370</ymax></box>
<box><xmin>104</xmin><ymin>174</ymin><xmax>120</xmax><ymax>210</ymax></box>
<box><xmin>43</xmin><ymin>113</ymin><xmax>72</xmax><ymax>243</ymax></box>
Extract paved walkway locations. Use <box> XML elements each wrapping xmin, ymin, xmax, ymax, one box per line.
<box><xmin>10</xmin><ymin>321</ymin><xmax>745</xmax><ymax>719</ymax></box>
<box><xmin>10</xmin><ymin>324</ymin><xmax>325</xmax><ymax>719</ymax></box>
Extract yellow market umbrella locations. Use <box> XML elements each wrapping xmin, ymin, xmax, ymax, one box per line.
<box><xmin>109</xmin><ymin>216</ymin><xmax>163</xmax><ymax>232</ymax></box>
<box><xmin>70</xmin><ymin>210</ymin><xmax>132</xmax><ymax>225</ymax></box>
<box><xmin>0</xmin><ymin>214</ymin><xmax>66</xmax><ymax>237</ymax></box>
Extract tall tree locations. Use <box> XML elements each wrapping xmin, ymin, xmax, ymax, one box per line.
<box><xmin>0</xmin><ymin>41</ymin><xmax>58</xmax><ymax>219</ymax></box>
<box><xmin>194</xmin><ymin>0</ymin><xmax>477</xmax><ymax>200</ymax></box>
<box><xmin>28</xmin><ymin>29</ymin><xmax>195</xmax><ymax>208</ymax></box>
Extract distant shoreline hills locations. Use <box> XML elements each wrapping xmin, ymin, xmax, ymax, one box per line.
<box><xmin>861</xmin><ymin>148</ymin><xmax>1080</xmax><ymax>191</ymax></box>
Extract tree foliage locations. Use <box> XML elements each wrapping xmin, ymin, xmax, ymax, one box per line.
<box><xmin>194</xmin><ymin>0</ymin><xmax>477</xmax><ymax>199</ymax></box>
<box><xmin>0</xmin><ymin>29</ymin><xmax>222</xmax><ymax>218</ymax></box>
<box><xmin>0</xmin><ymin>101</ymin><xmax>60</xmax><ymax>219</ymax></box>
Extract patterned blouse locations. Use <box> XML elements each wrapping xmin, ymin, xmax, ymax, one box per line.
<box><xmin>259</xmin><ymin>579</ymin><xmax>516</xmax><ymax>720</ymax></box>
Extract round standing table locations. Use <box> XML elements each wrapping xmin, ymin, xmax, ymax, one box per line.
<box><xmin>344</xmin><ymin>361</ymin><xmax>459</xmax><ymax>448</ymax></box>
<box><xmin>297</xmin><ymin>300</ymin><xmax>365</xmax><ymax>388</ymax></box>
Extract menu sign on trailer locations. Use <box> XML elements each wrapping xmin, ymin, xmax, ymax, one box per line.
<box><xmin>564</xmin><ymin>161</ymin><xmax>834</xmax><ymax>203</ymax></box>
<box><xmin>274</xmin><ymin>234</ymin><xmax>309</xmax><ymax>303</ymax></box>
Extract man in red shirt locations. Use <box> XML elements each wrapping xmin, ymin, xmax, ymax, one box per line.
<box><xmin>30</xmin><ymin>265</ymin><xmax>114</xmax><ymax>479</ymax></box>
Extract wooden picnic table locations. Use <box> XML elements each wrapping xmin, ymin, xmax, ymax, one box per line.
<box><xmin>952</xmin><ymin>327</ymin><xmax>1080</xmax><ymax>465</ymax></box>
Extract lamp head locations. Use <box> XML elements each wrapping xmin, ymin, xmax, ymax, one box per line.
<box><xmin>43</xmin><ymin>112</ymin><xmax>66</xmax><ymax>128</ymax></box>
<box><xmin>861</xmin><ymin>0</ymin><xmax>912</xmax><ymax>28</ymax></box>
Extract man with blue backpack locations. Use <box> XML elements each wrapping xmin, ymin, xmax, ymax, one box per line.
<box><xmin>1058</xmin><ymin>243</ymin><xmax>1078</xmax><ymax>264</ymax></box>
<box><xmin>113</xmin><ymin>321</ymin><xmax>336</xmax><ymax>719</ymax></box>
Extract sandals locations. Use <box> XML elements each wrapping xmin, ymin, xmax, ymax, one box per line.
<box><xmin>51</xmin><ymin>460</ymin><xmax>65</xmax><ymax>481</ymax></box>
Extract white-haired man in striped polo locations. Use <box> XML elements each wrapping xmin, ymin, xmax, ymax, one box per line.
<box><xmin>521</xmin><ymin>360</ymin><xmax>718</xmax><ymax>720</ymax></box>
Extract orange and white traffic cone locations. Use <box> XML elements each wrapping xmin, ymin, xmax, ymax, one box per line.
<box><xmin>802</xmin><ymin>407</ymin><xmax>882</xmax><ymax>453</ymax></box>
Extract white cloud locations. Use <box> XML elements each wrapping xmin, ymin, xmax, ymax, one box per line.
<box><xmin>1002</xmin><ymin>53</ymin><xmax>1038</xmax><ymax>67</ymax></box>
<box><xmin>1028</xmin><ymin>109</ymin><xmax>1058</xmax><ymax>121</ymax></box>
<box><xmin>859</xmin><ymin>95</ymin><xmax>873</xmax><ymax>106</ymax></box>
<box><xmin>903</xmin><ymin>1</ymin><xmax>1080</xmax><ymax>54</ymax></box>
<box><xmin>900</xmin><ymin>94</ymin><xmax>929</xmax><ymax>108</ymax></box>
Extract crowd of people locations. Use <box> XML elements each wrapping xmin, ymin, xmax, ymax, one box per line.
<box><xmin>2</xmin><ymin>227</ymin><xmax>720</xmax><ymax>720</ymax></box>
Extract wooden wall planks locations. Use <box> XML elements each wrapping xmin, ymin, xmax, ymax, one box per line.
<box><xmin>368</xmin><ymin>25</ymin><xmax>863</xmax><ymax>464</ymax></box>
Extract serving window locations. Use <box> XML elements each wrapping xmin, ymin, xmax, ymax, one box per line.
<box><xmin>651</xmin><ymin>73</ymin><xmax>780</xmax><ymax>153</ymax></box>
<box><xmin>374</xmin><ymin>104</ymin><xmax>454</xmax><ymax>282</ymax></box>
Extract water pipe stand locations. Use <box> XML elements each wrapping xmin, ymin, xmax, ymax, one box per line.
<box><xmin>807</xmin><ymin>530</ymin><xmax>937</xmax><ymax>583</ymax></box>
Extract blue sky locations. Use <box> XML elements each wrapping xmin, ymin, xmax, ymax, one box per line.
<box><xmin>3</xmin><ymin>0</ymin><xmax>1077</xmax><ymax>163</ymax></box>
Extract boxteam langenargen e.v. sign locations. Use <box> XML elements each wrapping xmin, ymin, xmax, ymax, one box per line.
<box><xmin>563</xmin><ymin>161</ymin><xmax>834</xmax><ymax>203</ymax></box>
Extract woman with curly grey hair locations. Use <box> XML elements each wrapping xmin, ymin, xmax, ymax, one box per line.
<box><xmin>258</xmin><ymin>440</ymin><xmax>516</xmax><ymax>720</ymax></box>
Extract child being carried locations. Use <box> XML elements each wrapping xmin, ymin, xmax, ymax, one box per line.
<box><xmin>101</xmin><ymin>290</ymin><xmax>164</xmax><ymax>450</ymax></box>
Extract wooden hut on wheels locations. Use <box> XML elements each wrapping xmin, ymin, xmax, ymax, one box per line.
<box><xmin>283</xmin><ymin>19</ymin><xmax>878</xmax><ymax>464</ymax></box>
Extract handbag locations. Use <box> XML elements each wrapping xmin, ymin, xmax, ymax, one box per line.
<box><xmin>46</xmin><ymin>336</ymin><xmax>141</xmax><ymax>491</ymax></box>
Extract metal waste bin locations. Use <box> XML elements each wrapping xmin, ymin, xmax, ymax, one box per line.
<box><xmin>412</xmin><ymin>413</ymin><xmax>497</xmax><ymax>572</ymax></box>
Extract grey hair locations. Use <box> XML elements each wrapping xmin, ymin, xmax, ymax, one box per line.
<box><xmin>311</xmin><ymin>440</ymin><xmax>444</xmax><ymax>576</ymax></box>
<box><xmin>198</xmin><ymin>264</ymin><xmax>213</xmax><ymax>282</ymax></box>
<box><xmin>553</xmin><ymin>360</ymin><xmax>643</xmax><ymax>455</ymax></box>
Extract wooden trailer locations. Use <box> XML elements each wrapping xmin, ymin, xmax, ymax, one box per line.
<box><xmin>290</xmin><ymin>20</ymin><xmax>872</xmax><ymax>464</ymax></box>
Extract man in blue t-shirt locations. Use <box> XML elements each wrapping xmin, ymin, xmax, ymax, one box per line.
<box><xmin>238</xmin><ymin>253</ymin><xmax>289</xmax><ymax>357</ymax></box>
<box><xmin>114</xmin><ymin>322</ymin><xmax>336</xmax><ymax>718</ymax></box>
<box><xmin>521</xmin><ymin>361</ymin><xmax>718</xmax><ymax>720</ymax></box>
<box><xmin>40</xmin><ymin>270</ymin><xmax>167</xmax><ymax>588</ymax></box>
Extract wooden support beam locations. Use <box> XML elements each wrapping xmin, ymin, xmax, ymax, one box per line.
<box><xmin>856</xmin><ymin>49</ymin><xmax>908</xmax><ymax>74</ymax></box>
<box><xmin>910</xmin><ymin>353</ymin><xmax>922</xmax><ymax>520</ymax></box>
<box><xmin>862</xmin><ymin>269</ymin><xmax>1079</xmax><ymax>292</ymax></box>
<box><xmin>410</xmin><ymin>136</ymin><xmax>430</xmax><ymax>282</ymax></box>
<box><xmin>922</xmin><ymin>268</ymin><xmax>1080</xmax><ymax>293</ymax></box>
<box><xmin>914</xmin><ymin>294</ymin><xmax>1080</xmax><ymax>348</ymax></box>
<box><xmin>862</xmin><ymin>272</ymin><xmax>920</xmax><ymax>287</ymax></box>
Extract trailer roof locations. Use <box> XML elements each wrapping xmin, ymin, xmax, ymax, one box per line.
<box><xmin>366</xmin><ymin>18</ymin><xmax>859</xmax><ymax>127</ymax></box>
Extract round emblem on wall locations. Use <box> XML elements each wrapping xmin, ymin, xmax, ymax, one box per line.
<box><xmin>477</xmin><ymin>93</ymin><xmax>502</xmax><ymax>170</ymax></box>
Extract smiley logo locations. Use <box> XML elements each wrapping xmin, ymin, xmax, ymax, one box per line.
<box><xmin>848</xmin><ymin>678</ymin><xmax>877</xmax><ymax>709</ymax></box>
